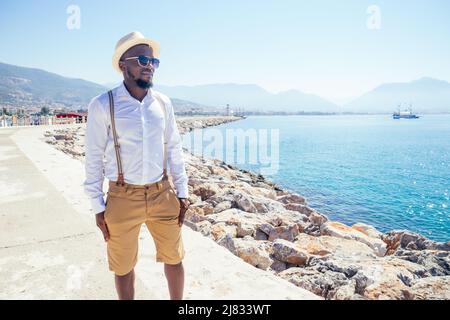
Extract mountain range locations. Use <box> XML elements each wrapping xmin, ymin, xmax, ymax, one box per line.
<box><xmin>345</xmin><ymin>77</ymin><xmax>450</xmax><ymax>113</ymax></box>
<box><xmin>0</xmin><ymin>62</ymin><xmax>105</xmax><ymax>107</ymax></box>
<box><xmin>1</xmin><ymin>61</ymin><xmax>449</xmax><ymax>114</ymax></box>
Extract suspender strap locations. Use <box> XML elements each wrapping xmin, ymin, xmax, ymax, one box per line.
<box><xmin>154</xmin><ymin>93</ymin><xmax>169</xmax><ymax>181</ymax></box>
<box><xmin>108</xmin><ymin>90</ymin><xmax>125</xmax><ymax>186</ymax></box>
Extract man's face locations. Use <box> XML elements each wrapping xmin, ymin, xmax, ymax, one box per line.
<box><xmin>119</xmin><ymin>44</ymin><xmax>154</xmax><ymax>89</ymax></box>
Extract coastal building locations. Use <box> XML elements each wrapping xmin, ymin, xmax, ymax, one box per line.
<box><xmin>54</xmin><ymin>112</ymin><xmax>87</xmax><ymax>124</ymax></box>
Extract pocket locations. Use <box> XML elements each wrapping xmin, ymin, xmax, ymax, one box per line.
<box><xmin>104</xmin><ymin>196</ymin><xmax>110</xmax><ymax>223</ymax></box>
<box><xmin>168</xmin><ymin>186</ymin><xmax>181</xmax><ymax>211</ymax></box>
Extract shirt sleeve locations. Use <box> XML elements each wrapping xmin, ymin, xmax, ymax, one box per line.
<box><xmin>83</xmin><ymin>97</ymin><xmax>108</xmax><ymax>214</ymax></box>
<box><xmin>165</xmin><ymin>97</ymin><xmax>189</xmax><ymax>198</ymax></box>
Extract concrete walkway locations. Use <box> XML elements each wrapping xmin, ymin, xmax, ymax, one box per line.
<box><xmin>0</xmin><ymin>125</ymin><xmax>320</xmax><ymax>300</ymax></box>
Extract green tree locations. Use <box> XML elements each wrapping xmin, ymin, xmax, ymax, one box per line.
<box><xmin>1</xmin><ymin>107</ymin><xmax>11</xmax><ymax>116</ymax></box>
<box><xmin>41</xmin><ymin>106</ymin><xmax>50</xmax><ymax>116</ymax></box>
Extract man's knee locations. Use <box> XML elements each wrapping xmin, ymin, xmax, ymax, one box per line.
<box><xmin>114</xmin><ymin>268</ymin><xmax>135</xmax><ymax>278</ymax></box>
<box><xmin>164</xmin><ymin>261</ymin><xmax>183</xmax><ymax>267</ymax></box>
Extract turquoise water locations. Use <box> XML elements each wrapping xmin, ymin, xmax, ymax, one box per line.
<box><xmin>183</xmin><ymin>115</ymin><xmax>450</xmax><ymax>242</ymax></box>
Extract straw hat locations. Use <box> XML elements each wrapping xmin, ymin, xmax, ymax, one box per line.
<box><xmin>112</xmin><ymin>31</ymin><xmax>160</xmax><ymax>73</ymax></box>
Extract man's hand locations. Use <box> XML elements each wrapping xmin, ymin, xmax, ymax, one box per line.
<box><xmin>95</xmin><ymin>211</ymin><xmax>110</xmax><ymax>242</ymax></box>
<box><xmin>177</xmin><ymin>198</ymin><xmax>190</xmax><ymax>227</ymax></box>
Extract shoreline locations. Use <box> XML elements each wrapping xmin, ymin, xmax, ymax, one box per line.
<box><xmin>43</xmin><ymin>117</ymin><xmax>450</xmax><ymax>300</ymax></box>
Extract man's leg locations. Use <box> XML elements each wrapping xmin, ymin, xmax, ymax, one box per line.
<box><xmin>114</xmin><ymin>269</ymin><xmax>135</xmax><ymax>300</ymax></box>
<box><xmin>164</xmin><ymin>262</ymin><xmax>184</xmax><ymax>300</ymax></box>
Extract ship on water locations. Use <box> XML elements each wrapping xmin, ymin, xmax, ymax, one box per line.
<box><xmin>393</xmin><ymin>104</ymin><xmax>420</xmax><ymax>119</ymax></box>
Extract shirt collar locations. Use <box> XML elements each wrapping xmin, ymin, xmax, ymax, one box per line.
<box><xmin>116</xmin><ymin>81</ymin><xmax>154</xmax><ymax>103</ymax></box>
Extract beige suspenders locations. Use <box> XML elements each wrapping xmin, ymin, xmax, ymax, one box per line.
<box><xmin>107</xmin><ymin>90</ymin><xmax>169</xmax><ymax>187</ymax></box>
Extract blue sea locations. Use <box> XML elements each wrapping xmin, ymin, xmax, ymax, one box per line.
<box><xmin>183</xmin><ymin>115</ymin><xmax>450</xmax><ymax>242</ymax></box>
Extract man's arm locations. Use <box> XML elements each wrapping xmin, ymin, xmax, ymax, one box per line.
<box><xmin>165</xmin><ymin>97</ymin><xmax>189</xmax><ymax>199</ymax></box>
<box><xmin>83</xmin><ymin>97</ymin><xmax>108</xmax><ymax>214</ymax></box>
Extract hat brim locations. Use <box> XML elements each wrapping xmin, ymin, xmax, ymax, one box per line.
<box><xmin>112</xmin><ymin>38</ymin><xmax>160</xmax><ymax>74</ymax></box>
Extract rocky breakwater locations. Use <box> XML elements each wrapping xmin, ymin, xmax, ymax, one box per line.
<box><xmin>44</xmin><ymin>117</ymin><xmax>450</xmax><ymax>300</ymax></box>
<box><xmin>176</xmin><ymin>116</ymin><xmax>243</xmax><ymax>135</ymax></box>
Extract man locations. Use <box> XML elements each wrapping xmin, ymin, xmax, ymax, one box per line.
<box><xmin>84</xmin><ymin>31</ymin><xmax>190</xmax><ymax>300</ymax></box>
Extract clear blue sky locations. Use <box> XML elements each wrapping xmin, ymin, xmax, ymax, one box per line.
<box><xmin>1</xmin><ymin>0</ymin><xmax>449</xmax><ymax>104</ymax></box>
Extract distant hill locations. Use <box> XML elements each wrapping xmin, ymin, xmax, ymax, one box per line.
<box><xmin>154</xmin><ymin>83</ymin><xmax>340</xmax><ymax>112</ymax></box>
<box><xmin>344</xmin><ymin>77</ymin><xmax>450</xmax><ymax>114</ymax></box>
<box><xmin>0</xmin><ymin>62</ymin><xmax>106</xmax><ymax>107</ymax></box>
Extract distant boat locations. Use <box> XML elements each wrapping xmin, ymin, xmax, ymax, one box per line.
<box><xmin>393</xmin><ymin>104</ymin><xmax>420</xmax><ymax>119</ymax></box>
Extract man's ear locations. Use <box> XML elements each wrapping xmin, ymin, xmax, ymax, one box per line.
<box><xmin>119</xmin><ymin>61</ymin><xmax>126</xmax><ymax>73</ymax></box>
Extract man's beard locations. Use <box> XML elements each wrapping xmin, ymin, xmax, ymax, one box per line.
<box><xmin>136</xmin><ymin>79</ymin><xmax>153</xmax><ymax>89</ymax></box>
<box><xmin>126</xmin><ymin>68</ymin><xmax>153</xmax><ymax>89</ymax></box>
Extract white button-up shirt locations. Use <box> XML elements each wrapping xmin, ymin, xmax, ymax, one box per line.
<box><xmin>83</xmin><ymin>82</ymin><xmax>188</xmax><ymax>214</ymax></box>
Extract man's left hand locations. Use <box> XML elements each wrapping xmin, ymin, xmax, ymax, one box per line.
<box><xmin>178</xmin><ymin>198</ymin><xmax>190</xmax><ymax>227</ymax></box>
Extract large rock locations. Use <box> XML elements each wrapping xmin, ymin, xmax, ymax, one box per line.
<box><xmin>212</xmin><ymin>201</ymin><xmax>233</xmax><ymax>213</ymax></box>
<box><xmin>308</xmin><ymin>256</ymin><xmax>362</xmax><ymax>279</ymax></box>
<box><xmin>278</xmin><ymin>267</ymin><xmax>350</xmax><ymax>299</ymax></box>
<box><xmin>284</xmin><ymin>203</ymin><xmax>315</xmax><ymax>216</ymax></box>
<box><xmin>187</xmin><ymin>177</ymin><xmax>206</xmax><ymax>187</ymax></box>
<box><xmin>233</xmin><ymin>192</ymin><xmax>258</xmax><ymax>213</ymax></box>
<box><xmin>258</xmin><ymin>223</ymin><xmax>275</xmax><ymax>236</ymax></box>
<box><xmin>255</xmin><ymin>229</ymin><xmax>269</xmax><ymax>240</ymax></box>
<box><xmin>382</xmin><ymin>230</ymin><xmax>450</xmax><ymax>254</ymax></box>
<box><xmin>321</xmin><ymin>221</ymin><xmax>387</xmax><ymax>257</ymax></box>
<box><xmin>206</xmin><ymin>208</ymin><xmax>264</xmax><ymax>225</ymax></box>
<box><xmin>206</xmin><ymin>164</ymin><xmax>230</xmax><ymax>177</ymax></box>
<box><xmin>293</xmin><ymin>234</ymin><xmax>332</xmax><ymax>257</ymax></box>
<box><xmin>352</xmin><ymin>223</ymin><xmax>383</xmax><ymax>239</ymax></box>
<box><xmin>269</xmin><ymin>259</ymin><xmax>288</xmax><ymax>273</ymax></box>
<box><xmin>206</xmin><ymin>208</ymin><xmax>267</xmax><ymax>239</ymax></box>
<box><xmin>332</xmin><ymin>282</ymin><xmax>365</xmax><ymax>300</ymax></box>
<box><xmin>393</xmin><ymin>249</ymin><xmax>450</xmax><ymax>276</ymax></box>
<box><xmin>188</xmin><ymin>193</ymin><xmax>201</xmax><ymax>205</ymax></box>
<box><xmin>217</xmin><ymin>234</ymin><xmax>237</xmax><ymax>254</ymax></box>
<box><xmin>304</xmin><ymin>211</ymin><xmax>329</xmax><ymax>236</ymax></box>
<box><xmin>272</xmin><ymin>239</ymin><xmax>311</xmax><ymax>266</ymax></box>
<box><xmin>354</xmin><ymin>257</ymin><xmax>428</xmax><ymax>300</ymax></box>
<box><xmin>252</xmin><ymin>187</ymin><xmax>278</xmax><ymax>200</ymax></box>
<box><xmin>268</xmin><ymin>224</ymin><xmax>300</xmax><ymax>242</ymax></box>
<box><xmin>236</xmin><ymin>223</ymin><xmax>255</xmax><ymax>238</ymax></box>
<box><xmin>406</xmin><ymin>276</ymin><xmax>450</xmax><ymax>300</ymax></box>
<box><xmin>264</xmin><ymin>210</ymin><xmax>309</xmax><ymax>234</ymax></box>
<box><xmin>210</xmin><ymin>223</ymin><xmax>237</xmax><ymax>241</ymax></box>
<box><xmin>308</xmin><ymin>211</ymin><xmax>329</xmax><ymax>227</ymax></box>
<box><xmin>274</xmin><ymin>210</ymin><xmax>309</xmax><ymax>225</ymax></box>
<box><xmin>318</xmin><ymin>236</ymin><xmax>378</xmax><ymax>260</ymax></box>
<box><xmin>276</xmin><ymin>193</ymin><xmax>306</xmax><ymax>205</ymax></box>
<box><xmin>233</xmin><ymin>238</ymin><xmax>273</xmax><ymax>270</ymax></box>
<box><xmin>192</xmin><ymin>202</ymin><xmax>214</xmax><ymax>215</ymax></box>
<box><xmin>235</xmin><ymin>182</ymin><xmax>277</xmax><ymax>200</ymax></box>
<box><xmin>193</xmin><ymin>183</ymin><xmax>222</xmax><ymax>201</ymax></box>
<box><xmin>195</xmin><ymin>220</ymin><xmax>212</xmax><ymax>236</ymax></box>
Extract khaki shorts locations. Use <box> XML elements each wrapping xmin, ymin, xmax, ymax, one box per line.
<box><xmin>104</xmin><ymin>179</ymin><xmax>185</xmax><ymax>276</ymax></box>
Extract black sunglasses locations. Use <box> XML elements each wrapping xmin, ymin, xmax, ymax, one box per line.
<box><xmin>123</xmin><ymin>55</ymin><xmax>160</xmax><ymax>68</ymax></box>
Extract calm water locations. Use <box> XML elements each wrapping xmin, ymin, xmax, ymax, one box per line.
<box><xmin>183</xmin><ymin>115</ymin><xmax>450</xmax><ymax>242</ymax></box>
